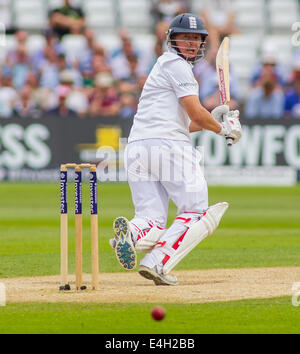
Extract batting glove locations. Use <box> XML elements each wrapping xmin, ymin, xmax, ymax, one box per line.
<box><xmin>218</xmin><ymin>110</ymin><xmax>242</xmax><ymax>145</ymax></box>
<box><xmin>211</xmin><ymin>105</ymin><xmax>229</xmax><ymax>123</ymax></box>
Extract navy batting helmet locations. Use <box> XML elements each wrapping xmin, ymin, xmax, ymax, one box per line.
<box><xmin>166</xmin><ymin>13</ymin><xmax>208</xmax><ymax>63</ymax></box>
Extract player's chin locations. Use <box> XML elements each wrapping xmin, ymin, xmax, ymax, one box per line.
<box><xmin>182</xmin><ymin>50</ymin><xmax>197</xmax><ymax>59</ymax></box>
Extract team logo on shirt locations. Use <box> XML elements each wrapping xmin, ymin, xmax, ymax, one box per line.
<box><xmin>189</xmin><ymin>17</ymin><xmax>197</xmax><ymax>29</ymax></box>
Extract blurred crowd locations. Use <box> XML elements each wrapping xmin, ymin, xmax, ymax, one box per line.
<box><xmin>0</xmin><ymin>0</ymin><xmax>300</xmax><ymax>120</ymax></box>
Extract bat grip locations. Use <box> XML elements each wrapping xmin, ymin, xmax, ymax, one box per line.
<box><xmin>222</xmin><ymin>111</ymin><xmax>233</xmax><ymax>147</ymax></box>
<box><xmin>226</xmin><ymin>137</ymin><xmax>233</xmax><ymax>146</ymax></box>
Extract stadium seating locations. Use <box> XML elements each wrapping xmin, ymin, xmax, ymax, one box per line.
<box><xmin>48</xmin><ymin>0</ymin><xmax>65</xmax><ymax>9</ymax></box>
<box><xmin>119</xmin><ymin>0</ymin><xmax>153</xmax><ymax>32</ymax></box>
<box><xmin>262</xmin><ymin>35</ymin><xmax>293</xmax><ymax>65</ymax></box>
<box><xmin>0</xmin><ymin>0</ymin><xmax>8</xmax><ymax>54</ymax></box>
<box><xmin>0</xmin><ymin>34</ymin><xmax>15</xmax><ymax>63</ymax></box>
<box><xmin>229</xmin><ymin>33</ymin><xmax>260</xmax><ymax>97</ymax></box>
<box><xmin>269</xmin><ymin>12</ymin><xmax>298</xmax><ymax>33</ymax></box>
<box><xmin>229</xmin><ymin>34</ymin><xmax>260</xmax><ymax>77</ymax></box>
<box><xmin>96</xmin><ymin>32</ymin><xmax>121</xmax><ymax>53</ymax></box>
<box><xmin>0</xmin><ymin>0</ymin><xmax>11</xmax><ymax>28</ymax></box>
<box><xmin>48</xmin><ymin>0</ymin><xmax>82</xmax><ymax>8</ymax></box>
<box><xmin>61</xmin><ymin>34</ymin><xmax>87</xmax><ymax>62</ymax></box>
<box><xmin>26</xmin><ymin>34</ymin><xmax>46</xmax><ymax>54</ymax></box>
<box><xmin>191</xmin><ymin>0</ymin><xmax>204</xmax><ymax>14</ymax></box>
<box><xmin>233</xmin><ymin>0</ymin><xmax>265</xmax><ymax>11</ymax></box>
<box><xmin>13</xmin><ymin>0</ymin><xmax>47</xmax><ymax>30</ymax></box>
<box><xmin>269</xmin><ymin>0</ymin><xmax>299</xmax><ymax>12</ymax></box>
<box><xmin>268</xmin><ymin>0</ymin><xmax>299</xmax><ymax>33</ymax></box>
<box><xmin>233</xmin><ymin>0</ymin><xmax>266</xmax><ymax>34</ymax></box>
<box><xmin>132</xmin><ymin>34</ymin><xmax>156</xmax><ymax>55</ymax></box>
<box><xmin>0</xmin><ymin>0</ymin><xmax>298</xmax><ymax>103</ymax></box>
<box><xmin>82</xmin><ymin>0</ymin><xmax>116</xmax><ymax>31</ymax></box>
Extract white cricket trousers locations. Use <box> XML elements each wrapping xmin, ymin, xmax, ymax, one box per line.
<box><xmin>125</xmin><ymin>139</ymin><xmax>208</xmax><ymax>228</ymax></box>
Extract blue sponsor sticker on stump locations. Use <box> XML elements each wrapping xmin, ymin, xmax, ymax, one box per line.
<box><xmin>75</xmin><ymin>170</ymin><xmax>82</xmax><ymax>215</ymax></box>
<box><xmin>90</xmin><ymin>171</ymin><xmax>98</xmax><ymax>215</ymax></box>
<box><xmin>60</xmin><ymin>171</ymin><xmax>67</xmax><ymax>214</ymax></box>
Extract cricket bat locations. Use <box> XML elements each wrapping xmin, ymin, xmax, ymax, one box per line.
<box><xmin>216</xmin><ymin>36</ymin><xmax>233</xmax><ymax>146</ymax></box>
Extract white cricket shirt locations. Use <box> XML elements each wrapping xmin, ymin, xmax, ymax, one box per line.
<box><xmin>128</xmin><ymin>51</ymin><xmax>199</xmax><ymax>143</ymax></box>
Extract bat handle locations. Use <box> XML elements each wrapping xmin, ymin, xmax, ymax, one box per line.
<box><xmin>222</xmin><ymin>111</ymin><xmax>233</xmax><ymax>147</ymax></box>
<box><xmin>226</xmin><ymin>137</ymin><xmax>233</xmax><ymax>146</ymax></box>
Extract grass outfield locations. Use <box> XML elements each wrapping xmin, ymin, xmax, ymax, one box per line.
<box><xmin>0</xmin><ymin>184</ymin><xmax>299</xmax><ymax>277</ymax></box>
<box><xmin>0</xmin><ymin>183</ymin><xmax>299</xmax><ymax>334</ymax></box>
<box><xmin>0</xmin><ymin>297</ymin><xmax>299</xmax><ymax>334</ymax></box>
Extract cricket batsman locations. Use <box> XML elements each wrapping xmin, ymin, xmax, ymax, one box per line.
<box><xmin>110</xmin><ymin>13</ymin><xmax>242</xmax><ymax>285</ymax></box>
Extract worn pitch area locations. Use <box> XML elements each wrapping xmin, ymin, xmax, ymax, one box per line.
<box><xmin>1</xmin><ymin>267</ymin><xmax>299</xmax><ymax>304</ymax></box>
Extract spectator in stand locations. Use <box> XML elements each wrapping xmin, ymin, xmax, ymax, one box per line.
<box><xmin>25</xmin><ymin>71</ymin><xmax>40</xmax><ymax>95</ymax></box>
<box><xmin>57</xmin><ymin>53</ymin><xmax>83</xmax><ymax>87</ymax></box>
<box><xmin>291</xmin><ymin>45</ymin><xmax>300</xmax><ymax>69</ymax></box>
<box><xmin>49</xmin><ymin>0</ymin><xmax>85</xmax><ymax>40</ymax></box>
<box><xmin>16</xmin><ymin>30</ymin><xmax>27</xmax><ymax>44</ymax></box>
<box><xmin>59</xmin><ymin>70</ymin><xmax>88</xmax><ymax>117</ymax></box>
<box><xmin>80</xmin><ymin>29</ymin><xmax>106</xmax><ymax>72</ymax></box>
<box><xmin>193</xmin><ymin>47</ymin><xmax>216</xmax><ymax>87</ymax></box>
<box><xmin>32</xmin><ymin>29</ymin><xmax>63</xmax><ymax>72</ymax></box>
<box><xmin>89</xmin><ymin>72</ymin><xmax>120</xmax><ymax>116</ymax></box>
<box><xmin>198</xmin><ymin>0</ymin><xmax>240</xmax><ymax>64</ymax></box>
<box><xmin>6</xmin><ymin>30</ymin><xmax>28</xmax><ymax>66</ymax></box>
<box><xmin>251</xmin><ymin>53</ymin><xmax>287</xmax><ymax>88</ymax></box>
<box><xmin>11</xmin><ymin>44</ymin><xmax>32</xmax><ymax>90</ymax></box>
<box><xmin>115</xmin><ymin>51</ymin><xmax>148</xmax><ymax>103</ymax></box>
<box><xmin>195</xmin><ymin>48</ymin><xmax>240</xmax><ymax>111</ymax></box>
<box><xmin>26</xmin><ymin>70</ymin><xmax>51</xmax><ymax>111</ymax></box>
<box><xmin>25</xmin><ymin>70</ymin><xmax>58</xmax><ymax>111</ymax></box>
<box><xmin>286</xmin><ymin>61</ymin><xmax>300</xmax><ymax>89</ymax></box>
<box><xmin>124</xmin><ymin>54</ymin><xmax>140</xmax><ymax>83</ymax></box>
<box><xmin>117</xmin><ymin>79</ymin><xmax>138</xmax><ymax>97</ymax></box>
<box><xmin>81</xmin><ymin>68</ymin><xmax>97</xmax><ymax>108</ymax></box>
<box><xmin>92</xmin><ymin>51</ymin><xmax>111</xmax><ymax>77</ymax></box>
<box><xmin>0</xmin><ymin>68</ymin><xmax>18</xmax><ymax>118</ymax></box>
<box><xmin>110</xmin><ymin>30</ymin><xmax>147</xmax><ymax>80</ymax></box>
<box><xmin>200</xmin><ymin>73</ymin><xmax>240</xmax><ymax>112</ymax></box>
<box><xmin>284</xmin><ymin>77</ymin><xmax>300</xmax><ymax>118</ymax></box>
<box><xmin>151</xmin><ymin>0</ymin><xmax>189</xmax><ymax>24</ymax></box>
<box><xmin>245</xmin><ymin>71</ymin><xmax>284</xmax><ymax>119</ymax></box>
<box><xmin>148</xmin><ymin>21</ymin><xmax>169</xmax><ymax>71</ymax></box>
<box><xmin>155</xmin><ymin>21</ymin><xmax>169</xmax><ymax>45</ymax></box>
<box><xmin>80</xmin><ymin>28</ymin><xmax>96</xmax><ymax>72</ymax></box>
<box><xmin>68</xmin><ymin>87</ymin><xmax>89</xmax><ymax>117</ymax></box>
<box><xmin>13</xmin><ymin>85</ymin><xmax>41</xmax><ymax>119</ymax></box>
<box><xmin>39</xmin><ymin>49</ymin><xmax>83</xmax><ymax>90</ymax></box>
<box><xmin>137</xmin><ymin>75</ymin><xmax>148</xmax><ymax>95</ymax></box>
<box><xmin>47</xmin><ymin>85</ymin><xmax>77</xmax><ymax>117</ymax></box>
<box><xmin>119</xmin><ymin>92</ymin><xmax>137</xmax><ymax>120</ymax></box>
<box><xmin>200</xmin><ymin>0</ymin><xmax>239</xmax><ymax>48</ymax></box>
<box><xmin>39</xmin><ymin>45</ymin><xmax>59</xmax><ymax>89</ymax></box>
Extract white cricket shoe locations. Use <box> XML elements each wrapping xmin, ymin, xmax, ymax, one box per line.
<box><xmin>139</xmin><ymin>265</ymin><xmax>178</xmax><ymax>286</ymax></box>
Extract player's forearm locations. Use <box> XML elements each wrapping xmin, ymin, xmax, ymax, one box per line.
<box><xmin>181</xmin><ymin>96</ymin><xmax>221</xmax><ymax>134</ymax></box>
<box><xmin>195</xmin><ymin>105</ymin><xmax>222</xmax><ymax>133</ymax></box>
<box><xmin>189</xmin><ymin>121</ymin><xmax>203</xmax><ymax>132</ymax></box>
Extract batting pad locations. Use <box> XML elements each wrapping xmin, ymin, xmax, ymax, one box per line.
<box><xmin>162</xmin><ymin>202</ymin><xmax>229</xmax><ymax>275</ymax></box>
<box><xmin>135</xmin><ymin>226</ymin><xmax>165</xmax><ymax>253</ymax></box>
